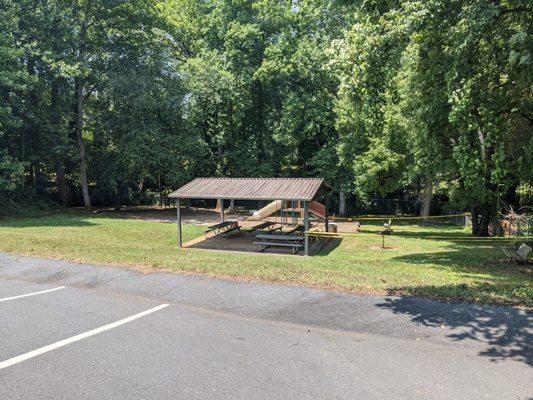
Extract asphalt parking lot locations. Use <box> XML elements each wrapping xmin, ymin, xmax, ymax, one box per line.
<box><xmin>0</xmin><ymin>253</ymin><xmax>531</xmax><ymax>399</ymax></box>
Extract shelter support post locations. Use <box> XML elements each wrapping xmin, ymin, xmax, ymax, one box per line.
<box><xmin>304</xmin><ymin>201</ymin><xmax>309</xmax><ymax>256</ymax></box>
<box><xmin>176</xmin><ymin>198</ymin><xmax>182</xmax><ymax>248</ymax></box>
<box><xmin>220</xmin><ymin>199</ymin><xmax>224</xmax><ymax>222</ymax></box>
<box><xmin>324</xmin><ymin>196</ymin><xmax>329</xmax><ymax>232</ymax></box>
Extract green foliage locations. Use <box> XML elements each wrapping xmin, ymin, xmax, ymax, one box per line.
<box><xmin>0</xmin><ymin>150</ymin><xmax>25</xmax><ymax>194</ymax></box>
<box><xmin>516</xmin><ymin>183</ymin><xmax>533</xmax><ymax>208</ymax></box>
<box><xmin>332</xmin><ymin>0</ymin><xmax>533</xmax><ymax>234</ymax></box>
<box><xmin>0</xmin><ymin>0</ymin><xmax>530</xmax><ymax>229</ymax></box>
<box><xmin>352</xmin><ymin>138</ymin><xmax>406</xmax><ymax>198</ymax></box>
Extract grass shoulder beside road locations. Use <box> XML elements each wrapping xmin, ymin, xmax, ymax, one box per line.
<box><xmin>0</xmin><ymin>211</ymin><xmax>531</xmax><ymax>307</ymax></box>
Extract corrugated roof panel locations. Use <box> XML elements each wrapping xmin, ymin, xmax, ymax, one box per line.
<box><xmin>168</xmin><ymin>178</ymin><xmax>330</xmax><ymax>201</ymax></box>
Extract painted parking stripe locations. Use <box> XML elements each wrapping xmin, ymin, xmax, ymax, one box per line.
<box><xmin>0</xmin><ymin>303</ymin><xmax>169</xmax><ymax>370</ymax></box>
<box><xmin>0</xmin><ymin>286</ymin><xmax>65</xmax><ymax>303</ymax></box>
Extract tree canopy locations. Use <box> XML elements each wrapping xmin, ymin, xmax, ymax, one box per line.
<box><xmin>0</xmin><ymin>0</ymin><xmax>531</xmax><ymax>235</ymax></box>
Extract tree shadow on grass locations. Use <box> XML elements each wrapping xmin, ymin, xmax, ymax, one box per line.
<box><xmin>376</xmin><ymin>294</ymin><xmax>533</xmax><ymax>367</ymax></box>
<box><xmin>391</xmin><ymin>231</ymin><xmax>470</xmax><ymax>239</ymax></box>
<box><xmin>391</xmin><ymin>246</ymin><xmax>532</xmax><ymax>303</ymax></box>
<box><xmin>392</xmin><ymin>247</ymin><xmax>507</xmax><ymax>266</ymax></box>
<box><xmin>0</xmin><ymin>213</ymin><xmax>97</xmax><ymax>228</ymax></box>
<box><xmin>313</xmin><ymin>237</ymin><xmax>342</xmax><ymax>256</ymax></box>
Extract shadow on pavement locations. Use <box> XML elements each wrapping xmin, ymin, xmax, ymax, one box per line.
<box><xmin>376</xmin><ymin>296</ymin><xmax>533</xmax><ymax>367</ymax></box>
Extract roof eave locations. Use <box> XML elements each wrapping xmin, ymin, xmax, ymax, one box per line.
<box><xmin>168</xmin><ymin>177</ymin><xmax>331</xmax><ymax>202</ymax></box>
<box><xmin>168</xmin><ymin>194</ymin><xmax>317</xmax><ymax>202</ymax></box>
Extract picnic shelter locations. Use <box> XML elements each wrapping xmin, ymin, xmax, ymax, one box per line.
<box><xmin>168</xmin><ymin>178</ymin><xmax>332</xmax><ymax>256</ymax></box>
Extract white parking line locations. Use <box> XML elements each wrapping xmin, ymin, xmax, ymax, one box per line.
<box><xmin>0</xmin><ymin>286</ymin><xmax>65</xmax><ymax>303</ymax></box>
<box><xmin>0</xmin><ymin>303</ymin><xmax>169</xmax><ymax>370</ymax></box>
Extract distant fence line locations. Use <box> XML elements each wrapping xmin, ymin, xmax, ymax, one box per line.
<box><xmin>305</xmin><ymin>231</ymin><xmax>520</xmax><ymax>241</ymax></box>
<box><xmin>331</xmin><ymin>213</ymin><xmax>469</xmax><ymax>223</ymax></box>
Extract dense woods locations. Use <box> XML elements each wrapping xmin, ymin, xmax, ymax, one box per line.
<box><xmin>0</xmin><ymin>0</ymin><xmax>531</xmax><ymax>235</ymax></box>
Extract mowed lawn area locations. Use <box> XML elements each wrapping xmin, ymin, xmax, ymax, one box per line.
<box><xmin>0</xmin><ymin>211</ymin><xmax>531</xmax><ymax>307</ymax></box>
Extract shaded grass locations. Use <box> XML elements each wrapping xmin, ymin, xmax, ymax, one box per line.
<box><xmin>0</xmin><ymin>195</ymin><xmax>63</xmax><ymax>218</ymax></box>
<box><xmin>0</xmin><ymin>211</ymin><xmax>531</xmax><ymax>307</ymax></box>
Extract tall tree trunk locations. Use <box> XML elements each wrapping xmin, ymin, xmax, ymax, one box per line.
<box><xmin>420</xmin><ymin>179</ymin><xmax>433</xmax><ymax>219</ymax></box>
<box><xmin>217</xmin><ymin>143</ymin><xmax>224</xmax><ymax>175</ymax></box>
<box><xmin>56</xmin><ymin>159</ymin><xmax>69</xmax><ymax>206</ymax></box>
<box><xmin>24</xmin><ymin>59</ymin><xmax>38</xmax><ymax>190</ymax></box>
<box><xmin>34</xmin><ymin>163</ymin><xmax>45</xmax><ymax>193</ymax></box>
<box><xmin>478</xmin><ymin>203</ymin><xmax>493</xmax><ymax>237</ymax></box>
<box><xmin>471</xmin><ymin>206</ymin><xmax>480</xmax><ymax>236</ymax></box>
<box><xmin>158</xmin><ymin>171</ymin><xmax>162</xmax><ymax>207</ymax></box>
<box><xmin>20</xmin><ymin>131</ymin><xmax>26</xmax><ymax>189</ymax></box>
<box><xmin>75</xmin><ymin>77</ymin><xmax>90</xmax><ymax>209</ymax></box>
<box><xmin>472</xmin><ymin>204</ymin><xmax>492</xmax><ymax>237</ymax></box>
<box><xmin>51</xmin><ymin>79</ymin><xmax>70</xmax><ymax>205</ymax></box>
<box><xmin>474</xmin><ymin>127</ymin><xmax>494</xmax><ymax>237</ymax></box>
<box><xmin>114</xmin><ymin>182</ymin><xmax>124</xmax><ymax>211</ymax></box>
<box><xmin>480</xmin><ymin>213</ymin><xmax>491</xmax><ymax>237</ymax></box>
<box><xmin>338</xmin><ymin>187</ymin><xmax>346</xmax><ymax>216</ymax></box>
<box><xmin>29</xmin><ymin>162</ymin><xmax>36</xmax><ymax>187</ymax></box>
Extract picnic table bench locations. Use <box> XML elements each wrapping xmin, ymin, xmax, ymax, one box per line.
<box><xmin>253</xmin><ymin>233</ymin><xmax>304</xmax><ymax>254</ymax></box>
<box><xmin>284</xmin><ymin>224</ymin><xmax>306</xmax><ymax>235</ymax></box>
<box><xmin>247</xmin><ymin>221</ymin><xmax>283</xmax><ymax>238</ymax></box>
<box><xmin>204</xmin><ymin>220</ymin><xmax>240</xmax><ymax>239</ymax></box>
<box><xmin>503</xmin><ymin>243</ymin><xmax>532</xmax><ymax>264</ymax></box>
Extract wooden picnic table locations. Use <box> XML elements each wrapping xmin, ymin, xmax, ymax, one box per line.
<box><xmin>247</xmin><ymin>221</ymin><xmax>282</xmax><ymax>238</ymax></box>
<box><xmin>253</xmin><ymin>233</ymin><xmax>304</xmax><ymax>254</ymax></box>
<box><xmin>284</xmin><ymin>224</ymin><xmax>305</xmax><ymax>235</ymax></box>
<box><xmin>205</xmin><ymin>220</ymin><xmax>240</xmax><ymax>238</ymax></box>
<box><xmin>250</xmin><ymin>221</ymin><xmax>276</xmax><ymax>230</ymax></box>
<box><xmin>255</xmin><ymin>233</ymin><xmax>304</xmax><ymax>241</ymax></box>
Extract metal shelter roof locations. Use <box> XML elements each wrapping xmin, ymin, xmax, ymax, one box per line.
<box><xmin>168</xmin><ymin>178</ymin><xmax>330</xmax><ymax>202</ymax></box>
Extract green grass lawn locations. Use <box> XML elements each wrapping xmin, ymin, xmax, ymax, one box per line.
<box><xmin>0</xmin><ymin>211</ymin><xmax>531</xmax><ymax>307</ymax></box>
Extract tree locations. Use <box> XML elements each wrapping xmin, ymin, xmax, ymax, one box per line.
<box><xmin>0</xmin><ymin>0</ymin><xmax>30</xmax><ymax>195</ymax></box>
<box><xmin>334</xmin><ymin>0</ymin><xmax>532</xmax><ymax>234</ymax></box>
<box><xmin>1</xmin><ymin>0</ymin><xmax>529</xmax><ymax>225</ymax></box>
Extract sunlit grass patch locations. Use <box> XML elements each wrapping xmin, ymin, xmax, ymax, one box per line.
<box><xmin>0</xmin><ymin>211</ymin><xmax>530</xmax><ymax>307</ymax></box>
